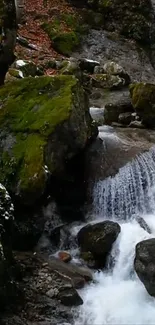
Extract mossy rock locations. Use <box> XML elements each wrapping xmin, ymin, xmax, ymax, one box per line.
<box><xmin>91</xmin><ymin>74</ymin><xmax>125</xmax><ymax>89</ymax></box>
<box><xmin>42</xmin><ymin>13</ymin><xmax>86</xmax><ymax>56</ymax></box>
<box><xmin>0</xmin><ymin>75</ymin><xmax>95</xmax><ymax>205</ymax></box>
<box><xmin>78</xmin><ymin>221</ymin><xmax>121</xmax><ymax>267</ymax></box>
<box><xmin>13</xmin><ymin>60</ymin><xmax>44</xmax><ymax>77</ymax></box>
<box><xmin>52</xmin><ymin>32</ymin><xmax>80</xmax><ymax>56</ymax></box>
<box><xmin>86</xmin><ymin>0</ymin><xmax>154</xmax><ymax>44</ymax></box>
<box><xmin>130</xmin><ymin>83</ymin><xmax>155</xmax><ymax>128</ymax></box>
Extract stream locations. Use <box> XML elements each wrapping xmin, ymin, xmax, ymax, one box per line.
<box><xmin>72</xmin><ymin>132</ymin><xmax>155</xmax><ymax>324</ymax></box>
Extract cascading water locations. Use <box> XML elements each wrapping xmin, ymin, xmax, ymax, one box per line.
<box><xmin>73</xmin><ymin>146</ymin><xmax>155</xmax><ymax>325</ymax></box>
<box><xmin>93</xmin><ymin>147</ymin><xmax>155</xmax><ymax>219</ymax></box>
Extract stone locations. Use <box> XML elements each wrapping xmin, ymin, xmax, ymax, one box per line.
<box><xmin>129</xmin><ymin>121</ymin><xmax>145</xmax><ymax>129</ymax></box>
<box><xmin>79</xmin><ymin>58</ymin><xmax>100</xmax><ymax>73</ymax></box>
<box><xmin>136</xmin><ymin>216</ymin><xmax>151</xmax><ymax>234</ymax></box>
<box><xmin>13</xmin><ymin>60</ymin><xmax>44</xmax><ymax>77</ymax></box>
<box><xmin>104</xmin><ymin>90</ymin><xmax>133</xmax><ymax>124</ymax></box>
<box><xmin>91</xmin><ymin>74</ymin><xmax>125</xmax><ymax>89</ymax></box>
<box><xmin>58</xmin><ymin>286</ymin><xmax>83</xmax><ymax>306</ymax></box>
<box><xmin>0</xmin><ymin>75</ymin><xmax>97</xmax><ymax>206</ymax></box>
<box><xmin>103</xmin><ymin>61</ymin><xmax>130</xmax><ymax>85</ymax></box>
<box><xmin>78</xmin><ymin>221</ymin><xmax>121</xmax><ymax>267</ymax></box>
<box><xmin>58</xmin><ymin>251</ymin><xmax>72</xmax><ymax>263</ymax></box>
<box><xmin>61</xmin><ymin>60</ymin><xmax>82</xmax><ymax>79</ymax></box>
<box><xmin>130</xmin><ymin>83</ymin><xmax>155</xmax><ymax>128</ymax></box>
<box><xmin>48</xmin><ymin>256</ymin><xmax>93</xmax><ymax>286</ymax></box>
<box><xmin>118</xmin><ymin>112</ymin><xmax>133</xmax><ymax>125</ymax></box>
<box><xmin>134</xmin><ymin>238</ymin><xmax>155</xmax><ymax>296</ymax></box>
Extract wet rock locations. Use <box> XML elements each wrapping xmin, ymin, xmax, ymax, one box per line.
<box><xmin>61</xmin><ymin>59</ymin><xmax>82</xmax><ymax>79</ymax></box>
<box><xmin>80</xmin><ymin>251</ymin><xmax>96</xmax><ymax>268</ymax></box>
<box><xmin>129</xmin><ymin>120</ymin><xmax>145</xmax><ymax>128</ymax></box>
<box><xmin>103</xmin><ymin>89</ymin><xmax>133</xmax><ymax>124</ymax></box>
<box><xmin>130</xmin><ymin>83</ymin><xmax>155</xmax><ymax>128</ymax></box>
<box><xmin>58</xmin><ymin>251</ymin><xmax>72</xmax><ymax>263</ymax></box>
<box><xmin>58</xmin><ymin>284</ymin><xmax>83</xmax><ymax>306</ymax></box>
<box><xmin>91</xmin><ymin>73</ymin><xmax>125</xmax><ymax>89</ymax></box>
<box><xmin>78</xmin><ymin>221</ymin><xmax>121</xmax><ymax>267</ymax></box>
<box><xmin>118</xmin><ymin>112</ymin><xmax>133</xmax><ymax>125</ymax></box>
<box><xmin>79</xmin><ymin>58</ymin><xmax>100</xmax><ymax>73</ymax></box>
<box><xmin>13</xmin><ymin>59</ymin><xmax>44</xmax><ymax>77</ymax></box>
<box><xmin>111</xmin><ymin>122</ymin><xmax>125</xmax><ymax>127</ymax></box>
<box><xmin>134</xmin><ymin>238</ymin><xmax>155</xmax><ymax>296</ymax></box>
<box><xmin>136</xmin><ymin>216</ymin><xmax>151</xmax><ymax>234</ymax></box>
<box><xmin>48</xmin><ymin>256</ymin><xmax>93</xmax><ymax>286</ymax></box>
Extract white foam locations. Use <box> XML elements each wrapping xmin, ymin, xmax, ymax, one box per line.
<box><xmin>73</xmin><ymin>147</ymin><xmax>155</xmax><ymax>325</ymax></box>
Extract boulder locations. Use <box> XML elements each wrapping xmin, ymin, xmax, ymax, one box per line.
<box><xmin>12</xmin><ymin>60</ymin><xmax>44</xmax><ymax>77</ymax></box>
<box><xmin>118</xmin><ymin>112</ymin><xmax>133</xmax><ymax>125</ymax></box>
<box><xmin>103</xmin><ymin>61</ymin><xmax>130</xmax><ymax>85</ymax></box>
<box><xmin>78</xmin><ymin>221</ymin><xmax>121</xmax><ymax>267</ymax></box>
<box><xmin>79</xmin><ymin>58</ymin><xmax>100</xmax><ymax>73</ymax></box>
<box><xmin>130</xmin><ymin>83</ymin><xmax>155</xmax><ymax>128</ymax></box>
<box><xmin>0</xmin><ymin>75</ymin><xmax>97</xmax><ymax>206</ymax></box>
<box><xmin>84</xmin><ymin>0</ymin><xmax>154</xmax><ymax>44</ymax></box>
<box><xmin>136</xmin><ymin>216</ymin><xmax>151</xmax><ymax>234</ymax></box>
<box><xmin>91</xmin><ymin>74</ymin><xmax>125</xmax><ymax>89</ymax></box>
<box><xmin>103</xmin><ymin>90</ymin><xmax>133</xmax><ymax>124</ymax></box>
<box><xmin>134</xmin><ymin>238</ymin><xmax>155</xmax><ymax>296</ymax></box>
<box><xmin>48</xmin><ymin>256</ymin><xmax>93</xmax><ymax>286</ymax></box>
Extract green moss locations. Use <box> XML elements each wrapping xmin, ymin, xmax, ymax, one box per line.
<box><xmin>52</xmin><ymin>32</ymin><xmax>79</xmax><ymax>56</ymax></box>
<box><xmin>98</xmin><ymin>0</ymin><xmax>112</xmax><ymax>8</ymax></box>
<box><xmin>130</xmin><ymin>82</ymin><xmax>155</xmax><ymax>127</ymax></box>
<box><xmin>0</xmin><ymin>75</ymin><xmax>78</xmax><ymax>202</ymax></box>
<box><xmin>42</xmin><ymin>13</ymin><xmax>87</xmax><ymax>56</ymax></box>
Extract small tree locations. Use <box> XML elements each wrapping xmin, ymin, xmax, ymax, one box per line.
<box><xmin>0</xmin><ymin>0</ymin><xmax>17</xmax><ymax>85</ymax></box>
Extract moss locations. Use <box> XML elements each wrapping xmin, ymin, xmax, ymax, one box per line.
<box><xmin>98</xmin><ymin>0</ymin><xmax>112</xmax><ymax>8</ymax></box>
<box><xmin>130</xmin><ymin>83</ymin><xmax>155</xmax><ymax>127</ymax></box>
<box><xmin>52</xmin><ymin>32</ymin><xmax>79</xmax><ymax>56</ymax></box>
<box><xmin>42</xmin><ymin>13</ymin><xmax>87</xmax><ymax>56</ymax></box>
<box><xmin>0</xmin><ymin>75</ymin><xmax>78</xmax><ymax>203</ymax></box>
<box><xmin>91</xmin><ymin>74</ymin><xmax>123</xmax><ymax>89</ymax></box>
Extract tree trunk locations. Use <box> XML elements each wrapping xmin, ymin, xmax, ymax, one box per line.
<box><xmin>0</xmin><ymin>0</ymin><xmax>17</xmax><ymax>85</ymax></box>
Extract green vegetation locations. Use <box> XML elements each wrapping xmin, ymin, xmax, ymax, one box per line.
<box><xmin>130</xmin><ymin>83</ymin><xmax>155</xmax><ymax>127</ymax></box>
<box><xmin>0</xmin><ymin>75</ymin><xmax>78</xmax><ymax>202</ymax></box>
<box><xmin>42</xmin><ymin>13</ymin><xmax>87</xmax><ymax>56</ymax></box>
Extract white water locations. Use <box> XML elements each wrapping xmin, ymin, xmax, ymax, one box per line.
<box><xmin>73</xmin><ymin>146</ymin><xmax>155</xmax><ymax>325</ymax></box>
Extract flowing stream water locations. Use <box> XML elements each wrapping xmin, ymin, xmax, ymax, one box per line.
<box><xmin>73</xmin><ymin>145</ymin><xmax>155</xmax><ymax>325</ymax></box>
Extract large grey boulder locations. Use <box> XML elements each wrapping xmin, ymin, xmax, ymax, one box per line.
<box><xmin>135</xmin><ymin>238</ymin><xmax>155</xmax><ymax>296</ymax></box>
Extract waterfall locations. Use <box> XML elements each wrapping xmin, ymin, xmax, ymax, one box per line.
<box><xmin>93</xmin><ymin>146</ymin><xmax>155</xmax><ymax>219</ymax></box>
<box><xmin>73</xmin><ymin>146</ymin><xmax>155</xmax><ymax>325</ymax></box>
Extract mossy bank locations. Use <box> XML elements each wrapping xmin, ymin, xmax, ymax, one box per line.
<box><xmin>0</xmin><ymin>75</ymin><xmax>96</xmax><ymax>205</ymax></box>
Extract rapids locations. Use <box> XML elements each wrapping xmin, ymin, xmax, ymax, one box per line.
<box><xmin>73</xmin><ymin>146</ymin><xmax>155</xmax><ymax>325</ymax></box>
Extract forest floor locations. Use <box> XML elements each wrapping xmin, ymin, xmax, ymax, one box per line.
<box><xmin>16</xmin><ymin>0</ymin><xmax>77</xmax><ymax>75</ymax></box>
